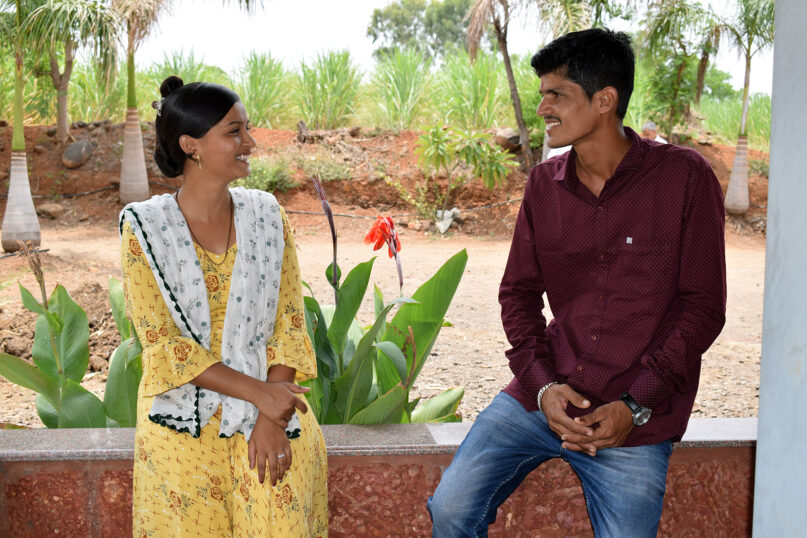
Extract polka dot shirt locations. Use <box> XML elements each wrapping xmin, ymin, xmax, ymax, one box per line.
<box><xmin>500</xmin><ymin>128</ymin><xmax>727</xmax><ymax>446</ymax></box>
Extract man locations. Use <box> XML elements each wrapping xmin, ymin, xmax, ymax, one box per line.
<box><xmin>428</xmin><ymin>28</ymin><xmax>726</xmax><ymax>537</ymax></box>
<box><xmin>642</xmin><ymin>120</ymin><xmax>668</xmax><ymax>143</ymax></box>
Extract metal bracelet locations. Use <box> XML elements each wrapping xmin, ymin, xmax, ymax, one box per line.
<box><xmin>537</xmin><ymin>381</ymin><xmax>558</xmax><ymax>412</ymax></box>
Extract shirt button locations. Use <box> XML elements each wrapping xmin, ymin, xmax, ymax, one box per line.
<box><xmin>599</xmin><ymin>294</ymin><xmax>605</xmax><ymax>300</ymax></box>
<box><xmin>591</xmin><ymin>335</ymin><xmax>597</xmax><ymax>341</ymax></box>
<box><xmin>577</xmin><ymin>365</ymin><xmax>584</xmax><ymax>371</ymax></box>
<box><xmin>599</xmin><ymin>253</ymin><xmax>605</xmax><ymax>260</ymax></box>
<box><xmin>598</xmin><ymin>206</ymin><xmax>604</xmax><ymax>212</ymax></box>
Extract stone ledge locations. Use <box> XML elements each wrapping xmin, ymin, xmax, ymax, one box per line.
<box><xmin>0</xmin><ymin>418</ymin><xmax>756</xmax><ymax>462</ymax></box>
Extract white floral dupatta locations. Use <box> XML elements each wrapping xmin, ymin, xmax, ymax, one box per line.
<box><xmin>119</xmin><ymin>187</ymin><xmax>286</xmax><ymax>440</ymax></box>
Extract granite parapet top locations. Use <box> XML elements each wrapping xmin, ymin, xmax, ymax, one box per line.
<box><xmin>0</xmin><ymin>418</ymin><xmax>756</xmax><ymax>462</ymax></box>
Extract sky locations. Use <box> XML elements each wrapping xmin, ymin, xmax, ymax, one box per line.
<box><xmin>137</xmin><ymin>0</ymin><xmax>774</xmax><ymax>96</ymax></box>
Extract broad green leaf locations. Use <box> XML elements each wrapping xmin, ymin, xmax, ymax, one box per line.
<box><xmin>334</xmin><ymin>303</ymin><xmax>395</xmax><ymax>422</ymax></box>
<box><xmin>19</xmin><ymin>284</ymin><xmax>47</xmax><ymax>315</ymax></box>
<box><xmin>348</xmin><ymin>385</ymin><xmax>406</xmax><ymax>424</ymax></box>
<box><xmin>411</xmin><ymin>387</ymin><xmax>465</xmax><ymax>423</ymax></box>
<box><xmin>58</xmin><ymin>380</ymin><xmax>107</xmax><ymax>428</ymax></box>
<box><xmin>374</xmin><ymin>341</ymin><xmax>407</xmax><ymax>383</ymax></box>
<box><xmin>386</xmin><ymin>250</ymin><xmax>467</xmax><ymax>386</ymax></box>
<box><xmin>373</xmin><ymin>285</ymin><xmax>385</xmax><ymax>342</ymax></box>
<box><xmin>106</xmin><ymin>416</ymin><xmax>122</xmax><ymax>428</ymax></box>
<box><xmin>426</xmin><ymin>413</ymin><xmax>462</xmax><ymax>423</ymax></box>
<box><xmin>303</xmin><ymin>297</ymin><xmax>338</xmax><ymax>378</ymax></box>
<box><xmin>31</xmin><ymin>285</ymin><xmax>90</xmax><ymax>383</ymax></box>
<box><xmin>108</xmin><ymin>277</ymin><xmax>130</xmax><ymax>340</ymax></box>
<box><xmin>103</xmin><ymin>338</ymin><xmax>142</xmax><ymax>428</ymax></box>
<box><xmin>325</xmin><ymin>262</ymin><xmax>342</xmax><ymax>289</ymax></box>
<box><xmin>36</xmin><ymin>394</ymin><xmax>58</xmax><ymax>428</ymax></box>
<box><xmin>0</xmin><ymin>353</ymin><xmax>59</xmax><ymax>404</ymax></box>
<box><xmin>300</xmin><ymin>376</ymin><xmax>325</xmax><ymax>424</ymax></box>
<box><xmin>327</xmin><ymin>258</ymin><xmax>374</xmax><ymax>354</ymax></box>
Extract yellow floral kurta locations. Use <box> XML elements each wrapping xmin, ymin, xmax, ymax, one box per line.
<box><xmin>121</xmin><ymin>207</ymin><xmax>327</xmax><ymax>537</ymax></box>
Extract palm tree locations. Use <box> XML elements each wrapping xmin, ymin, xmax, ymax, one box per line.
<box><xmin>721</xmin><ymin>0</ymin><xmax>774</xmax><ymax>215</ymax></box>
<box><xmin>644</xmin><ymin>0</ymin><xmax>716</xmax><ymax>137</ymax></box>
<box><xmin>113</xmin><ymin>0</ymin><xmax>261</xmax><ymax>204</ymax></box>
<box><xmin>112</xmin><ymin>0</ymin><xmax>168</xmax><ymax>204</ymax></box>
<box><xmin>22</xmin><ymin>0</ymin><xmax>119</xmax><ymax>145</ymax></box>
<box><xmin>0</xmin><ymin>0</ymin><xmax>42</xmax><ymax>253</ymax></box>
<box><xmin>468</xmin><ymin>0</ymin><xmax>535</xmax><ymax>169</ymax></box>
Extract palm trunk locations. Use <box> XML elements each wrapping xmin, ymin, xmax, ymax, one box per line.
<box><xmin>695</xmin><ymin>49</ymin><xmax>709</xmax><ymax>105</ymax></box>
<box><xmin>739</xmin><ymin>52</ymin><xmax>752</xmax><ymax>135</ymax></box>
<box><xmin>3</xmin><ymin>46</ymin><xmax>40</xmax><ymax>252</ymax></box>
<box><xmin>49</xmin><ymin>40</ymin><xmax>75</xmax><ymax>144</ymax></box>
<box><xmin>495</xmin><ymin>25</ymin><xmax>534</xmax><ymax>170</ymax></box>
<box><xmin>725</xmin><ymin>52</ymin><xmax>753</xmax><ymax>216</ymax></box>
<box><xmin>2</xmin><ymin>153</ymin><xmax>41</xmax><ymax>251</ymax></box>
<box><xmin>119</xmin><ymin>49</ymin><xmax>149</xmax><ymax>204</ymax></box>
<box><xmin>725</xmin><ymin>135</ymin><xmax>750</xmax><ymax>215</ymax></box>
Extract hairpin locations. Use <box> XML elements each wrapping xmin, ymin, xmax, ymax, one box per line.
<box><xmin>151</xmin><ymin>97</ymin><xmax>165</xmax><ymax>116</ymax></box>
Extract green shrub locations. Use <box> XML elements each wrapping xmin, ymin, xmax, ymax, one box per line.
<box><xmin>296</xmin><ymin>51</ymin><xmax>361</xmax><ymax>129</ymax></box>
<box><xmin>436</xmin><ymin>50</ymin><xmax>507</xmax><ymax>130</ymax></box>
<box><xmin>236</xmin><ymin>51</ymin><xmax>291</xmax><ymax>129</ymax></box>
<box><xmin>296</xmin><ymin>149</ymin><xmax>352</xmax><ymax>182</ymax></box>
<box><xmin>233</xmin><ymin>156</ymin><xmax>298</xmax><ymax>193</ymax></box>
<box><xmin>372</xmin><ymin>48</ymin><xmax>432</xmax><ymax>129</ymax></box>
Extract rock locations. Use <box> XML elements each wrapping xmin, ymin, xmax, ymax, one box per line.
<box><xmin>37</xmin><ymin>202</ymin><xmax>66</xmax><ymax>219</ymax></box>
<box><xmin>3</xmin><ymin>336</ymin><xmax>29</xmax><ymax>357</ymax></box>
<box><xmin>87</xmin><ymin>123</ymin><xmax>97</xmax><ymax>131</ymax></box>
<box><xmin>494</xmin><ymin>128</ymin><xmax>521</xmax><ymax>152</ymax></box>
<box><xmin>78</xmin><ymin>213</ymin><xmax>89</xmax><ymax>222</ymax></box>
<box><xmin>76</xmin><ymin>120</ymin><xmax>88</xmax><ymax>128</ymax></box>
<box><xmin>398</xmin><ymin>218</ymin><xmax>409</xmax><ymax>228</ymax></box>
<box><xmin>62</xmin><ymin>139</ymin><xmax>92</xmax><ymax>168</ymax></box>
<box><xmin>89</xmin><ymin>354</ymin><xmax>107</xmax><ymax>372</ymax></box>
<box><xmin>46</xmin><ymin>126</ymin><xmax>57</xmax><ymax>137</ymax></box>
<box><xmin>34</xmin><ymin>144</ymin><xmax>47</xmax><ymax>154</ymax></box>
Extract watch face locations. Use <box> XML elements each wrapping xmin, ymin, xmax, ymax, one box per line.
<box><xmin>634</xmin><ymin>408</ymin><xmax>651</xmax><ymax>426</ymax></box>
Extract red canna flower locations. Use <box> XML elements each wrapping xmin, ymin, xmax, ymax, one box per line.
<box><xmin>365</xmin><ymin>216</ymin><xmax>404</xmax><ymax>291</ymax></box>
<box><xmin>364</xmin><ymin>216</ymin><xmax>401</xmax><ymax>258</ymax></box>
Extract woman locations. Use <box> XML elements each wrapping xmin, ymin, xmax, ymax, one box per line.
<box><xmin>120</xmin><ymin>76</ymin><xmax>327</xmax><ymax>537</ymax></box>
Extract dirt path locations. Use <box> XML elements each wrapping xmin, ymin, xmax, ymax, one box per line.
<box><xmin>0</xmin><ymin>218</ymin><xmax>765</xmax><ymax>426</ymax></box>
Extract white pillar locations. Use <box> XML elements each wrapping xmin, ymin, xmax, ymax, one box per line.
<box><xmin>753</xmin><ymin>0</ymin><xmax>807</xmax><ymax>535</ymax></box>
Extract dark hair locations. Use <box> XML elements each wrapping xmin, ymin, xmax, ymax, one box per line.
<box><xmin>152</xmin><ymin>76</ymin><xmax>241</xmax><ymax>178</ymax></box>
<box><xmin>531</xmin><ymin>28</ymin><xmax>634</xmax><ymax>119</ymax></box>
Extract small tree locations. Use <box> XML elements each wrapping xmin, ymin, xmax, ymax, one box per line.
<box><xmin>0</xmin><ymin>0</ymin><xmax>43</xmax><ymax>252</ymax></box>
<box><xmin>467</xmin><ymin>0</ymin><xmax>534</xmax><ymax>168</ymax></box>
<box><xmin>720</xmin><ymin>0</ymin><xmax>774</xmax><ymax>215</ymax></box>
<box><xmin>22</xmin><ymin>0</ymin><xmax>119</xmax><ymax>144</ymax></box>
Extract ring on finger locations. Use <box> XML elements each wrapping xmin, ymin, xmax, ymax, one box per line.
<box><xmin>277</xmin><ymin>453</ymin><xmax>286</xmax><ymax>459</ymax></box>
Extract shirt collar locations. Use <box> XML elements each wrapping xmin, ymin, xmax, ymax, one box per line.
<box><xmin>551</xmin><ymin>127</ymin><xmax>647</xmax><ymax>189</ymax></box>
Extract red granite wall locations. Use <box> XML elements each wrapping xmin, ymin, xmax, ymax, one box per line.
<box><xmin>0</xmin><ymin>447</ymin><xmax>753</xmax><ymax>537</ymax></box>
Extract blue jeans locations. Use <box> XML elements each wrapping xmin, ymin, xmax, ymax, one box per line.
<box><xmin>428</xmin><ymin>392</ymin><xmax>672</xmax><ymax>538</ymax></box>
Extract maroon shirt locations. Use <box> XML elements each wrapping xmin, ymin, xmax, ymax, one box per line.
<box><xmin>500</xmin><ymin>128</ymin><xmax>726</xmax><ymax>447</ymax></box>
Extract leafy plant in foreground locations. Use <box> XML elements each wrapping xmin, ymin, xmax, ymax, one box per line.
<box><xmin>0</xmin><ymin>243</ymin><xmax>142</xmax><ymax>428</ymax></box>
<box><xmin>301</xmin><ymin>179</ymin><xmax>466</xmax><ymax>424</ymax></box>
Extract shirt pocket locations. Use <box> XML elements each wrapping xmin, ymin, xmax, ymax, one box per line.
<box><xmin>617</xmin><ymin>242</ymin><xmax>675</xmax><ymax>297</ymax></box>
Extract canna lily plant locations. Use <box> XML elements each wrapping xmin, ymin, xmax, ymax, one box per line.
<box><xmin>301</xmin><ymin>177</ymin><xmax>467</xmax><ymax>424</ymax></box>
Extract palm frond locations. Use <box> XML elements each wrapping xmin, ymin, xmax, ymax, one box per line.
<box><xmin>111</xmin><ymin>0</ymin><xmax>168</xmax><ymax>51</ymax></box>
<box><xmin>23</xmin><ymin>0</ymin><xmax>120</xmax><ymax>65</ymax></box>
<box><xmin>467</xmin><ymin>0</ymin><xmax>496</xmax><ymax>61</ymax></box>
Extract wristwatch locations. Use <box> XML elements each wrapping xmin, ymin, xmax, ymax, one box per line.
<box><xmin>620</xmin><ymin>392</ymin><xmax>651</xmax><ymax>426</ymax></box>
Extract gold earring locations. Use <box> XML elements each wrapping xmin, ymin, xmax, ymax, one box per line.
<box><xmin>193</xmin><ymin>153</ymin><xmax>202</xmax><ymax>170</ymax></box>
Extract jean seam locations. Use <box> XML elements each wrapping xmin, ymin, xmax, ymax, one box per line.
<box><xmin>471</xmin><ymin>454</ymin><xmax>544</xmax><ymax>537</ymax></box>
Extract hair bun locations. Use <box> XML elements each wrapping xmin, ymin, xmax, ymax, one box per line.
<box><xmin>160</xmin><ymin>75</ymin><xmax>184</xmax><ymax>98</ymax></box>
<box><xmin>153</xmin><ymin>141</ymin><xmax>183</xmax><ymax>178</ymax></box>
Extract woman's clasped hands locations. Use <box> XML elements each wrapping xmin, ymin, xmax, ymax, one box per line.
<box><xmin>248</xmin><ymin>381</ymin><xmax>310</xmax><ymax>485</ymax></box>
